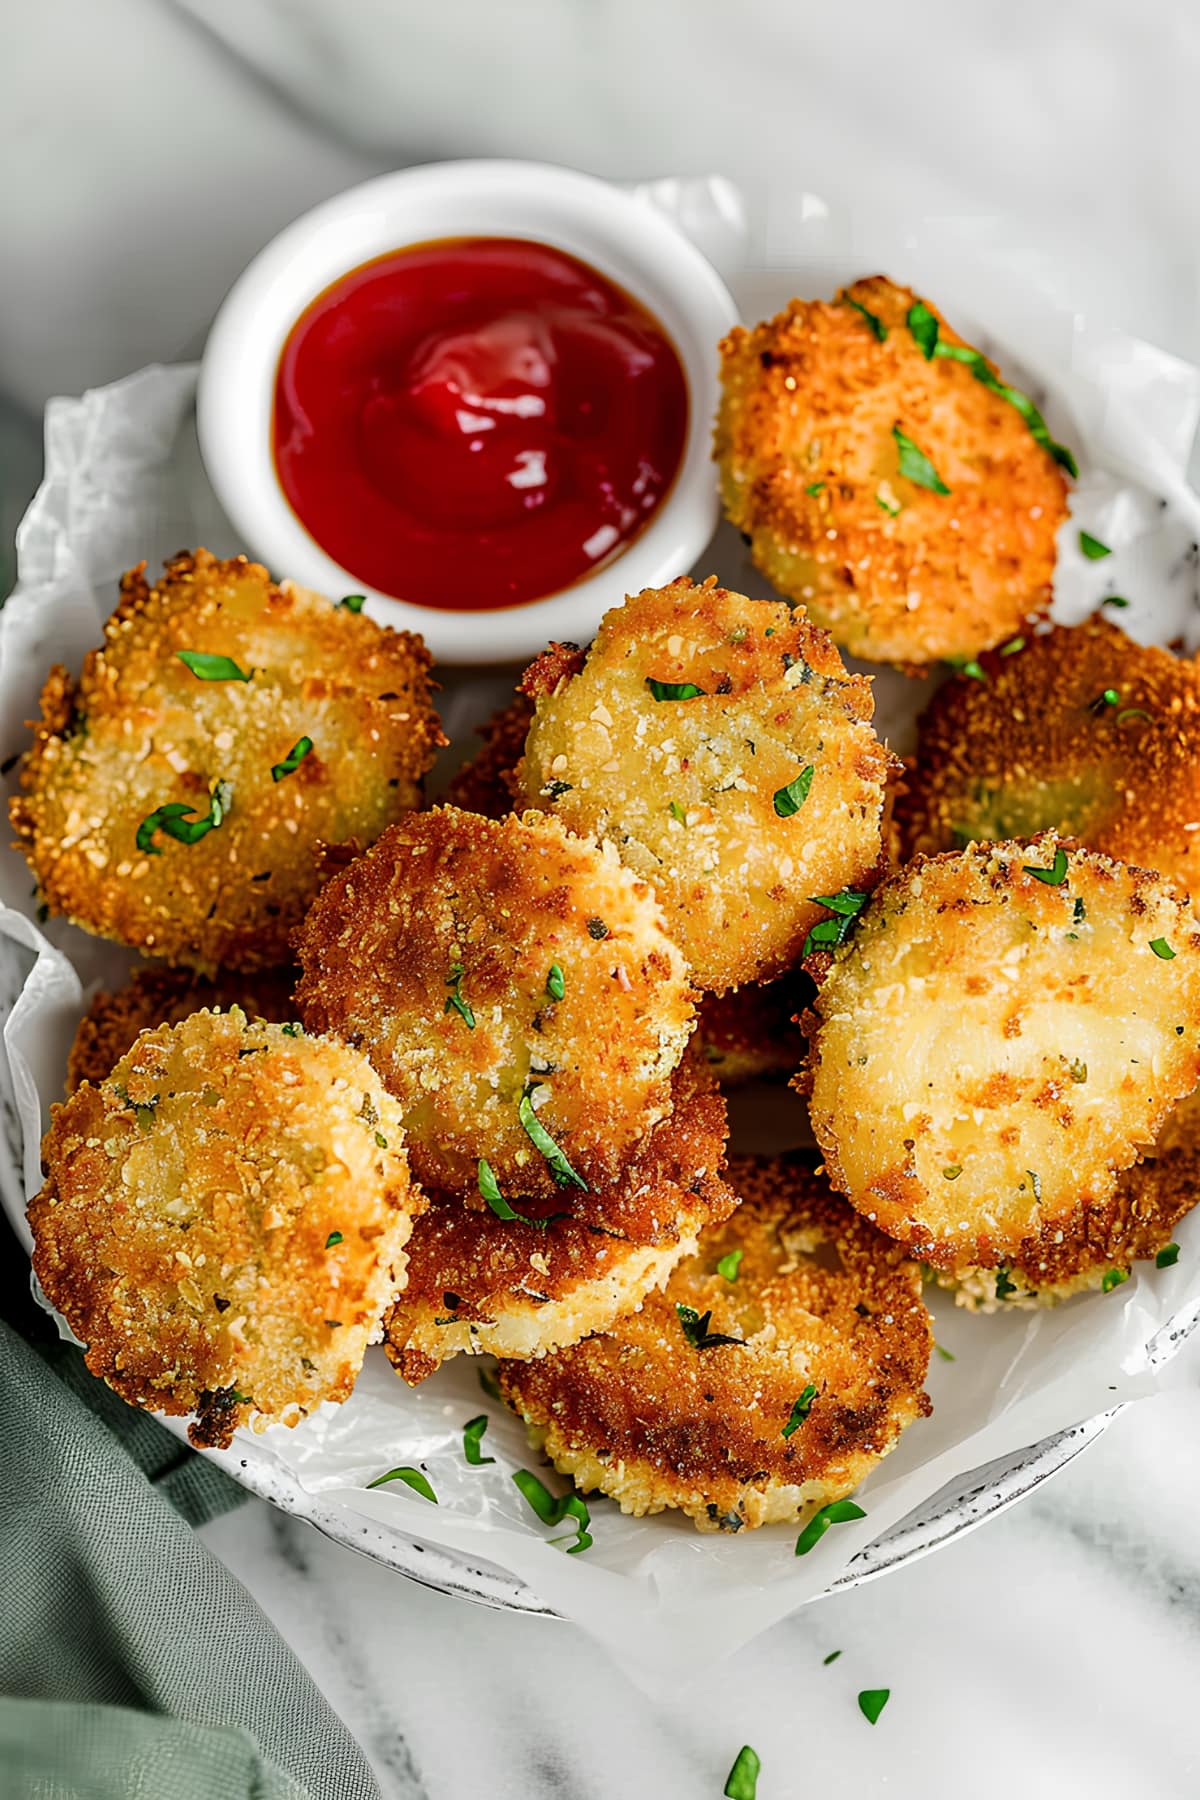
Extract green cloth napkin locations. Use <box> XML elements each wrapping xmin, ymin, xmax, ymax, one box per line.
<box><xmin>0</xmin><ymin>1257</ymin><xmax>381</xmax><ymax>1799</ymax></box>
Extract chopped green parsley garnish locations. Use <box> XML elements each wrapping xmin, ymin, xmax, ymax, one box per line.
<box><xmin>1022</xmin><ymin>846</ymin><xmax>1068</xmax><ymax>884</ymax></box>
<box><xmin>802</xmin><ymin>889</ymin><xmax>871</xmax><ymax>958</ymax></box>
<box><xmin>875</xmin><ymin>489</ymin><xmax>902</xmax><ymax>517</ymax></box>
<box><xmin>511</xmin><ymin>1470</ymin><xmax>592</xmax><ymax>1552</ymax></box>
<box><xmin>325</xmin><ymin>1231</ymin><xmax>344</xmax><ymax>1248</ymax></box>
<box><xmin>1068</xmin><ymin>1058</ymin><xmax>1088</xmax><ymax>1084</ymax></box>
<box><xmin>782</xmin><ymin>1383</ymin><xmax>817</xmax><ymax>1438</ymax></box>
<box><xmin>444</xmin><ymin>962</ymin><xmax>475</xmax><ymax>1029</ymax></box>
<box><xmin>374</xmin><ymin>1131</ymin><xmax>388</xmax><ymax>1148</ymax></box>
<box><xmin>1150</xmin><ymin>938</ymin><xmax>1176</xmax><ymax>960</ymax></box>
<box><xmin>858</xmin><ymin>1689</ymin><xmax>891</xmax><ymax>1726</ymax></box>
<box><xmin>271</xmin><ymin>736</ymin><xmax>313</xmax><ymax>781</ymax></box>
<box><xmin>773</xmin><ymin>766</ymin><xmax>814</xmax><ymax>818</ymax></box>
<box><xmin>795</xmin><ymin>1498</ymin><xmax>866</xmax><ymax>1556</ymax></box>
<box><xmin>338</xmin><ymin>593</ymin><xmax>366</xmax><ymax>613</ymax></box>
<box><xmin>716</xmin><ymin>1248</ymin><xmax>743</xmax><ymax>1282</ymax></box>
<box><xmin>806</xmin><ymin>481</ymin><xmax>825</xmax><ymax>497</ymax></box>
<box><xmin>824</xmin><ymin>1649</ymin><xmax>843</xmax><ymax>1665</ymax></box>
<box><xmin>280</xmin><ymin>1022</ymin><xmax>303</xmax><ymax>1037</ymax></box>
<box><xmin>646</xmin><ymin>677</ymin><xmax>706</xmax><ymax>702</ymax></box>
<box><xmin>906</xmin><ymin>300</ymin><xmax>939</xmax><ymax>360</ymax></box>
<box><xmin>1102</xmin><ymin>1268</ymin><xmax>1129</xmax><ymax>1294</ymax></box>
<box><xmin>587</xmin><ymin>918</ymin><xmax>609</xmax><ymax>940</ymax></box>
<box><xmin>136</xmin><ymin>781</ymin><xmax>232</xmax><ymax>855</ymax></box>
<box><xmin>846</xmin><ymin>297</ymin><xmax>888</xmax><ymax>341</ymax></box>
<box><xmin>546</xmin><ymin>962</ymin><xmax>565</xmax><ymax>1002</ymax></box>
<box><xmin>893</xmin><ymin>427</ymin><xmax>950</xmax><ymax>495</ymax></box>
<box><xmin>946</xmin><ymin>656</ymin><xmax>987</xmax><ymax>681</ymax></box>
<box><xmin>929</xmin><ymin>338</ymin><xmax>1078</xmax><ymax>475</ymax></box>
<box><xmin>1089</xmin><ymin>687</ymin><xmax>1120</xmax><ymax>712</ymax></box>
<box><xmin>668</xmin><ymin>799</ymin><xmax>687</xmax><ymax>825</ymax></box>
<box><xmin>543</xmin><ymin>778</ymin><xmax>573</xmax><ymax>799</ymax></box>
<box><xmin>518</xmin><ymin>1088</ymin><xmax>588</xmax><ymax>1189</ymax></box>
<box><xmin>676</xmin><ymin>1303</ymin><xmax>744</xmax><ymax>1350</ymax></box>
<box><xmin>1157</xmin><ymin>1243</ymin><xmax>1181</xmax><ymax>1268</ymax></box>
<box><xmin>462</xmin><ymin>1415</ymin><xmax>496</xmax><ymax>1466</ymax></box>
<box><xmin>723</xmin><ymin>1745</ymin><xmax>761</xmax><ymax>1800</ymax></box>
<box><xmin>934</xmin><ymin>1343</ymin><xmax>956</xmax><ymax>1362</ymax></box>
<box><xmin>1079</xmin><ymin>531</ymin><xmax>1111</xmax><ymax>560</ymax></box>
<box><xmin>366</xmin><ymin>1466</ymin><xmax>437</xmax><ymax>1502</ymax></box>
<box><xmin>1101</xmin><ymin>594</ymin><xmax>1129</xmax><ymax>609</ymax></box>
<box><xmin>477</xmin><ymin>1157</ymin><xmax>555</xmax><ymax>1229</ymax></box>
<box><xmin>942</xmin><ymin>1165</ymin><xmax>962</xmax><ymax>1181</ymax></box>
<box><xmin>999</xmin><ymin>636</ymin><xmax>1025</xmax><ymax>656</ymax></box>
<box><xmin>995</xmin><ymin>1267</ymin><xmax>1018</xmax><ymax>1300</ymax></box>
<box><xmin>175</xmin><ymin>650</ymin><xmax>252</xmax><ymax>682</ymax></box>
<box><xmin>1073</xmin><ymin>897</ymin><xmax>1087</xmax><ymax>924</ymax></box>
<box><xmin>1116</xmin><ymin>707</ymin><xmax>1152</xmax><ymax>726</ymax></box>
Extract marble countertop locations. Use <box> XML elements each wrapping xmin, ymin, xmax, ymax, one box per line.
<box><xmin>6</xmin><ymin>2</ymin><xmax>1200</xmax><ymax>1792</ymax></box>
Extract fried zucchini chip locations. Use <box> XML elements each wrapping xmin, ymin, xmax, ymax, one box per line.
<box><xmin>514</xmin><ymin>579</ymin><xmax>892</xmax><ymax>992</ymax></box>
<box><xmin>295</xmin><ymin>805</ymin><xmax>694</xmax><ymax>1197</ymax></box>
<box><xmin>382</xmin><ymin>1052</ymin><xmax>732</xmax><ymax>1380</ymax></box>
<box><xmin>10</xmin><ymin>549</ymin><xmax>443</xmax><ymax>970</ymax></box>
<box><xmin>696</xmin><ymin>973</ymin><xmax>810</xmax><ymax>1085</ymax></box>
<box><xmin>497</xmin><ymin>1155</ymin><xmax>932</xmax><ymax>1532</ymax></box>
<box><xmin>715</xmin><ymin>278</ymin><xmax>1070</xmax><ymax>666</ymax></box>
<box><xmin>30</xmin><ymin>1009</ymin><xmax>419</xmax><ymax>1448</ymax></box>
<box><xmin>897</xmin><ymin>618</ymin><xmax>1200</xmax><ymax>897</ymax></box>
<box><xmin>805</xmin><ymin>838</ymin><xmax>1200</xmax><ymax>1272</ymax></box>
<box><xmin>66</xmin><ymin>964</ymin><xmax>298</xmax><ymax>1092</ymax></box>
<box><xmin>443</xmin><ymin>693</ymin><xmax>532</xmax><ymax>819</ymax></box>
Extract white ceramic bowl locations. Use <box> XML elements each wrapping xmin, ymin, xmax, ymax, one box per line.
<box><xmin>197</xmin><ymin>159</ymin><xmax>739</xmax><ymax>664</ymax></box>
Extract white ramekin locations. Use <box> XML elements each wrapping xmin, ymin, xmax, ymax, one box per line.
<box><xmin>197</xmin><ymin>160</ymin><xmax>739</xmax><ymax>664</ymax></box>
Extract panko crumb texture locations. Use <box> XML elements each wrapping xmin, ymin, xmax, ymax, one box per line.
<box><xmin>382</xmin><ymin>1050</ymin><xmax>734</xmax><ymax>1380</ymax></box>
<box><xmin>29</xmin><ymin>1008</ymin><xmax>421</xmax><ymax>1448</ymax></box>
<box><xmin>10</xmin><ymin>549</ymin><xmax>444</xmax><ymax>971</ymax></box>
<box><xmin>715</xmin><ymin>277</ymin><xmax>1069</xmax><ymax>667</ymax></box>
<box><xmin>516</xmin><ymin>577</ymin><xmax>893</xmax><ymax>992</ymax></box>
<box><xmin>806</xmin><ymin>837</ymin><xmax>1200</xmax><ymax>1271</ymax></box>
<box><xmin>67</xmin><ymin>964</ymin><xmax>299</xmax><ymax>1092</ymax></box>
<box><xmin>296</xmin><ymin>804</ymin><xmax>694</xmax><ymax>1198</ymax></box>
<box><xmin>497</xmin><ymin>1154</ymin><xmax>932</xmax><ymax>1532</ymax></box>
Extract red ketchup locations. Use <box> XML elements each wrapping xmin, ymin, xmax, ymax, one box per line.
<box><xmin>273</xmin><ymin>237</ymin><xmax>689</xmax><ymax>612</ymax></box>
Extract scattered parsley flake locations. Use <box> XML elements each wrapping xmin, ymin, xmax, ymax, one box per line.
<box><xmin>1079</xmin><ymin>531</ymin><xmax>1111</xmax><ymax>560</ymax></box>
<box><xmin>136</xmin><ymin>781</ymin><xmax>232</xmax><ymax>855</ymax></box>
<box><xmin>858</xmin><ymin>1689</ymin><xmax>890</xmax><ymax>1726</ymax></box>
<box><xmin>1101</xmin><ymin>594</ymin><xmax>1130</xmax><ymax>609</ymax></box>
<box><xmin>176</xmin><ymin>650</ymin><xmax>252</xmax><ymax>682</ymax></box>
<box><xmin>876</xmin><ymin>488</ymin><xmax>902</xmax><ymax>517</ymax></box>
<box><xmin>477</xmin><ymin>1157</ymin><xmax>554</xmax><ymax>1230</ymax></box>
<box><xmin>795</xmin><ymin>1499</ymin><xmax>867</xmax><ymax>1556</ymax></box>
<box><xmin>935</xmin><ymin>1343</ymin><xmax>956</xmax><ymax>1362</ymax></box>
<box><xmin>995</xmin><ymin>1267</ymin><xmax>1018</xmax><ymax>1300</ymax></box>
<box><xmin>1023</xmin><ymin>846</ymin><xmax>1068</xmax><ymax>885</ymax></box>
<box><xmin>1157</xmin><ymin>1243</ymin><xmax>1181</xmax><ymax>1269</ymax></box>
<box><xmin>773</xmin><ymin>766</ymin><xmax>814</xmax><ymax>818</ymax></box>
<box><xmin>676</xmin><ymin>1303</ymin><xmax>744</xmax><ymax>1350</ymax></box>
<box><xmin>462</xmin><ymin>1415</ymin><xmax>496</xmax><ymax>1466</ymax></box>
<box><xmin>668</xmin><ymin>799</ymin><xmax>687</xmax><ymax>825</ymax></box>
<box><xmin>947</xmin><ymin>656</ymin><xmax>987</xmax><ymax>681</ymax></box>
<box><xmin>932</xmin><ymin>341</ymin><xmax>1078</xmax><ymax>475</ymax></box>
<box><xmin>824</xmin><ymin>1649</ymin><xmax>843</xmax><ymax>1665</ymax></box>
<box><xmin>782</xmin><ymin>1383</ymin><xmax>817</xmax><ymax>1438</ymax></box>
<box><xmin>366</xmin><ymin>1466</ymin><xmax>437</xmax><ymax>1502</ymax></box>
<box><xmin>723</xmin><ymin>1746</ymin><xmax>761</xmax><ymax>1800</ymax></box>
<box><xmin>646</xmin><ymin>677</ymin><xmax>706</xmax><ymax>702</ymax></box>
<box><xmin>1102</xmin><ymin>1268</ymin><xmax>1129</xmax><ymax>1294</ymax></box>
<box><xmin>587</xmin><ymin>918</ymin><xmax>609</xmax><ymax>940</ymax></box>
<box><xmin>512</xmin><ymin>1469</ymin><xmax>592</xmax><ymax>1552</ymax></box>
<box><xmin>942</xmin><ymin>1165</ymin><xmax>963</xmax><ymax>1181</ymax></box>
<box><xmin>802</xmin><ymin>889</ymin><xmax>871</xmax><ymax>958</ymax></box>
<box><xmin>893</xmin><ymin>426</ymin><xmax>950</xmax><ymax>494</ymax></box>
<box><xmin>1089</xmin><ymin>687</ymin><xmax>1121</xmax><ymax>713</ymax></box>
<box><xmin>271</xmin><ymin>735</ymin><xmax>313</xmax><ymax>781</ymax></box>
<box><xmin>907</xmin><ymin>300</ymin><xmax>940</xmax><ymax>359</ymax></box>
<box><xmin>338</xmin><ymin>593</ymin><xmax>366</xmax><ymax>612</ymax></box>
<box><xmin>325</xmin><ymin>1231</ymin><xmax>344</xmax><ymax>1248</ymax></box>
<box><xmin>1068</xmin><ymin>1058</ymin><xmax>1088</xmax><ymax>1084</ymax></box>
<box><xmin>280</xmin><ymin>1022</ymin><xmax>303</xmax><ymax>1037</ymax></box>
<box><xmin>806</xmin><ymin>481</ymin><xmax>825</xmax><ymax>497</ymax></box>
<box><xmin>519</xmin><ymin>1088</ymin><xmax>588</xmax><ymax>1190</ymax></box>
<box><xmin>375</xmin><ymin>1131</ymin><xmax>388</xmax><ymax>1148</ymax></box>
<box><xmin>1117</xmin><ymin>707</ymin><xmax>1152</xmax><ymax>726</ymax></box>
<box><xmin>546</xmin><ymin>962</ymin><xmax>565</xmax><ymax>1002</ymax></box>
<box><xmin>999</xmin><ymin>636</ymin><xmax>1025</xmax><ymax>656</ymax></box>
<box><xmin>716</xmin><ymin>1248</ymin><xmax>743</xmax><ymax>1282</ymax></box>
<box><xmin>845</xmin><ymin>297</ymin><xmax>888</xmax><ymax>341</ymax></box>
<box><xmin>444</xmin><ymin>962</ymin><xmax>476</xmax><ymax>1029</ymax></box>
<box><xmin>1150</xmin><ymin>938</ymin><xmax>1176</xmax><ymax>960</ymax></box>
<box><xmin>543</xmin><ymin>778</ymin><xmax>572</xmax><ymax>798</ymax></box>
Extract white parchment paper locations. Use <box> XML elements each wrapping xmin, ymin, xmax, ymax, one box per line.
<box><xmin>3</xmin><ymin>183</ymin><xmax>1200</xmax><ymax>1677</ymax></box>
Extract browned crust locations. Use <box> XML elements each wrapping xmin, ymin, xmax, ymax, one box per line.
<box><xmin>443</xmin><ymin>694</ymin><xmax>533</xmax><ymax>820</ymax></box>
<box><xmin>895</xmin><ymin>617</ymin><xmax>1200</xmax><ymax>898</ymax></box>
<box><xmin>497</xmin><ymin>1154</ymin><xmax>932</xmax><ymax>1531</ymax></box>
<box><xmin>66</xmin><ymin>965</ymin><xmax>298</xmax><ymax>1092</ymax></box>
<box><xmin>519</xmin><ymin>642</ymin><xmax>587</xmax><ymax>699</ymax></box>
<box><xmin>10</xmin><ymin>548</ymin><xmax>445</xmax><ymax>971</ymax></box>
<box><xmin>382</xmin><ymin>1051</ymin><xmax>733</xmax><ymax>1380</ymax></box>
<box><xmin>714</xmin><ymin>277</ymin><xmax>1069</xmax><ymax>666</ymax></box>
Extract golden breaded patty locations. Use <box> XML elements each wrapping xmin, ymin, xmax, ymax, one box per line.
<box><xmin>897</xmin><ymin>618</ymin><xmax>1200</xmax><ymax>897</ymax></box>
<box><xmin>382</xmin><ymin>1052</ymin><xmax>733</xmax><ymax>1380</ymax></box>
<box><xmin>497</xmin><ymin>1155</ymin><xmax>932</xmax><ymax>1532</ymax></box>
<box><xmin>443</xmin><ymin>693</ymin><xmax>533</xmax><ymax>819</ymax></box>
<box><xmin>514</xmin><ymin>579</ymin><xmax>892</xmax><ymax>992</ymax></box>
<box><xmin>29</xmin><ymin>1008</ymin><xmax>419</xmax><ymax>1448</ymax></box>
<box><xmin>805</xmin><ymin>838</ymin><xmax>1200</xmax><ymax>1272</ymax></box>
<box><xmin>295</xmin><ymin>805</ymin><xmax>694</xmax><ymax>1197</ymax></box>
<box><xmin>696</xmin><ymin>973</ymin><xmax>810</xmax><ymax>1085</ymax></box>
<box><xmin>66</xmin><ymin>964</ymin><xmax>298</xmax><ymax>1092</ymax></box>
<box><xmin>11</xmin><ymin>549</ymin><xmax>444</xmax><ymax>970</ymax></box>
<box><xmin>715</xmin><ymin>277</ymin><xmax>1071</xmax><ymax>666</ymax></box>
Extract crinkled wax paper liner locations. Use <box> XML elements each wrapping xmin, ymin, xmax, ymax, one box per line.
<box><xmin>4</xmin><ymin>179</ymin><xmax>1200</xmax><ymax>1681</ymax></box>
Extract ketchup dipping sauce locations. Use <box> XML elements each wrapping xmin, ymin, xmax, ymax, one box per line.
<box><xmin>272</xmin><ymin>237</ymin><xmax>689</xmax><ymax>612</ymax></box>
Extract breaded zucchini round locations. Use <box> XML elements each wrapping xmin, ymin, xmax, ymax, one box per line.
<box><xmin>805</xmin><ymin>838</ymin><xmax>1200</xmax><ymax>1272</ymax></box>
<box><xmin>897</xmin><ymin>618</ymin><xmax>1200</xmax><ymax>897</ymax></box>
<box><xmin>443</xmin><ymin>693</ymin><xmax>532</xmax><ymax>819</ymax></box>
<box><xmin>496</xmin><ymin>1155</ymin><xmax>932</xmax><ymax>1532</ymax></box>
<box><xmin>715</xmin><ymin>278</ymin><xmax>1071</xmax><ymax>666</ymax></box>
<box><xmin>29</xmin><ymin>1009</ymin><xmax>419</xmax><ymax>1448</ymax></box>
<box><xmin>514</xmin><ymin>579</ymin><xmax>892</xmax><ymax>992</ymax></box>
<box><xmin>382</xmin><ymin>1052</ymin><xmax>732</xmax><ymax>1380</ymax></box>
<box><xmin>696</xmin><ymin>973</ymin><xmax>810</xmax><ymax>1085</ymax></box>
<box><xmin>10</xmin><ymin>549</ymin><xmax>444</xmax><ymax>970</ymax></box>
<box><xmin>295</xmin><ymin>805</ymin><xmax>694</xmax><ymax>1197</ymax></box>
<box><xmin>66</xmin><ymin>964</ymin><xmax>298</xmax><ymax>1092</ymax></box>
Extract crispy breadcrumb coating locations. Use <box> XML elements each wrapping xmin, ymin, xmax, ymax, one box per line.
<box><xmin>515</xmin><ymin>579</ymin><xmax>892</xmax><ymax>992</ymax></box>
<box><xmin>497</xmin><ymin>1155</ymin><xmax>932</xmax><ymax>1531</ymax></box>
<box><xmin>696</xmin><ymin>973</ymin><xmax>810</xmax><ymax>1085</ymax></box>
<box><xmin>897</xmin><ymin>618</ymin><xmax>1200</xmax><ymax>897</ymax></box>
<box><xmin>382</xmin><ymin>1052</ymin><xmax>733</xmax><ymax>1379</ymax></box>
<box><xmin>805</xmin><ymin>837</ymin><xmax>1200</xmax><ymax>1272</ymax></box>
<box><xmin>30</xmin><ymin>1009</ymin><xmax>419</xmax><ymax>1449</ymax></box>
<box><xmin>10</xmin><ymin>549</ymin><xmax>444</xmax><ymax>970</ymax></box>
<box><xmin>715</xmin><ymin>278</ymin><xmax>1070</xmax><ymax>666</ymax></box>
<box><xmin>295</xmin><ymin>805</ymin><xmax>694</xmax><ymax>1198</ymax></box>
<box><xmin>67</xmin><ymin>965</ymin><xmax>298</xmax><ymax>1092</ymax></box>
<box><xmin>443</xmin><ymin>693</ymin><xmax>532</xmax><ymax>819</ymax></box>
